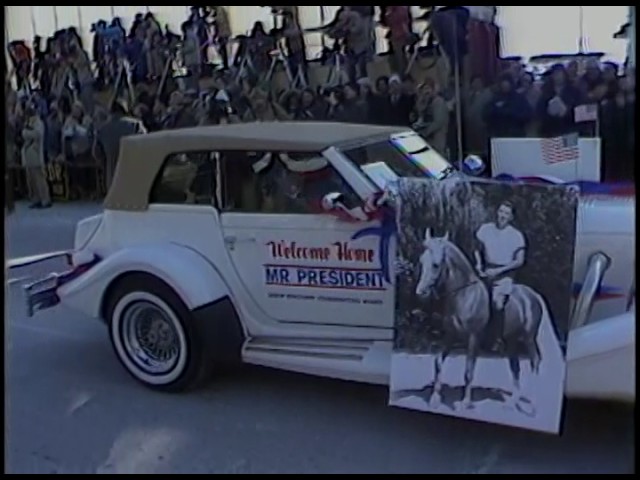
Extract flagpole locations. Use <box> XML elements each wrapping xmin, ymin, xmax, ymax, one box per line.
<box><xmin>578</xmin><ymin>6</ymin><xmax>585</xmax><ymax>54</ymax></box>
<box><xmin>319</xmin><ymin>6</ymin><xmax>326</xmax><ymax>49</ymax></box>
<box><xmin>453</xmin><ymin>11</ymin><xmax>464</xmax><ymax>168</ymax></box>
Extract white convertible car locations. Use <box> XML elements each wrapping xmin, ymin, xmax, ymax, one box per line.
<box><xmin>12</xmin><ymin>123</ymin><xmax>635</xmax><ymax>403</ymax></box>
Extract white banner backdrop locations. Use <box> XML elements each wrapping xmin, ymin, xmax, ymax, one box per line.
<box><xmin>5</xmin><ymin>6</ymin><xmax>628</xmax><ymax>64</ymax></box>
<box><xmin>5</xmin><ymin>5</ymin><xmax>399</xmax><ymax>61</ymax></box>
<box><xmin>491</xmin><ymin>137</ymin><xmax>602</xmax><ymax>183</ymax></box>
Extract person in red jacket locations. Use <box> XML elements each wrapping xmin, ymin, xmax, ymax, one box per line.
<box><xmin>384</xmin><ymin>6</ymin><xmax>413</xmax><ymax>75</ymax></box>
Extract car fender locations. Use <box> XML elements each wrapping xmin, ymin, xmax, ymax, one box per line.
<box><xmin>58</xmin><ymin>243</ymin><xmax>232</xmax><ymax>319</ymax></box>
<box><xmin>566</xmin><ymin>310</ymin><xmax>635</xmax><ymax>402</ymax></box>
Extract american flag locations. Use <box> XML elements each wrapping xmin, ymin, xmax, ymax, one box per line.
<box><xmin>574</xmin><ymin>104</ymin><xmax>599</xmax><ymax>123</ymax></box>
<box><xmin>541</xmin><ymin>134</ymin><xmax>580</xmax><ymax>165</ymax></box>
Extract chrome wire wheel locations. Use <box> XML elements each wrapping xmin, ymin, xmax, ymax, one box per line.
<box><xmin>111</xmin><ymin>292</ymin><xmax>188</xmax><ymax>386</ymax></box>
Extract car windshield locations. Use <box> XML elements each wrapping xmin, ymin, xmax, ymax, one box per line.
<box><xmin>342</xmin><ymin>132</ymin><xmax>455</xmax><ymax>190</ymax></box>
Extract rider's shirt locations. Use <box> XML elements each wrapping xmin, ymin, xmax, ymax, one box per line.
<box><xmin>476</xmin><ymin>223</ymin><xmax>526</xmax><ymax>271</ymax></box>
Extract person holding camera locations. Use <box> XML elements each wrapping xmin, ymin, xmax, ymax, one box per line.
<box><xmin>281</xmin><ymin>9</ymin><xmax>307</xmax><ymax>84</ymax></box>
<box><xmin>209</xmin><ymin>7</ymin><xmax>232</xmax><ymax>71</ymax></box>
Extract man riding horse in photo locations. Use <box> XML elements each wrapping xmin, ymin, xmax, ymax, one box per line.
<box><xmin>474</xmin><ymin>201</ymin><xmax>527</xmax><ymax>350</ymax></box>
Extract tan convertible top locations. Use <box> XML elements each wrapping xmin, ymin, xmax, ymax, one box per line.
<box><xmin>104</xmin><ymin>122</ymin><xmax>405</xmax><ymax>211</ymax></box>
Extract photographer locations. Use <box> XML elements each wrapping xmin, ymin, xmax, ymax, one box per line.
<box><xmin>188</xmin><ymin>6</ymin><xmax>210</xmax><ymax>65</ymax></box>
<box><xmin>69</xmin><ymin>36</ymin><xmax>96</xmax><ymax>114</ymax></box>
<box><xmin>181</xmin><ymin>21</ymin><xmax>203</xmax><ymax>87</ymax></box>
<box><xmin>124</xmin><ymin>27</ymin><xmax>148</xmax><ymax>86</ymax></box>
<box><xmin>280</xmin><ymin>9</ymin><xmax>307</xmax><ymax>84</ymax></box>
<box><xmin>91</xmin><ymin>21</ymin><xmax>109</xmax><ymax>89</ymax></box>
<box><xmin>331</xmin><ymin>7</ymin><xmax>370</xmax><ymax>82</ymax></box>
<box><xmin>348</xmin><ymin>6</ymin><xmax>376</xmax><ymax>58</ymax></box>
<box><xmin>384</xmin><ymin>6</ymin><xmax>413</xmax><ymax>75</ymax></box>
<box><xmin>211</xmin><ymin>7</ymin><xmax>232</xmax><ymax>70</ymax></box>
<box><xmin>247</xmin><ymin>22</ymin><xmax>276</xmax><ymax>76</ymax></box>
<box><xmin>146</xmin><ymin>31</ymin><xmax>168</xmax><ymax>82</ymax></box>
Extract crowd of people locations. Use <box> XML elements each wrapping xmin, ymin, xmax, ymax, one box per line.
<box><xmin>5</xmin><ymin>6</ymin><xmax>636</xmax><ymax>211</ymax></box>
<box><xmin>467</xmin><ymin>58</ymin><xmax>635</xmax><ymax>182</ymax></box>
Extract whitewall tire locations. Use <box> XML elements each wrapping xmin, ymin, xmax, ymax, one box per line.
<box><xmin>106</xmin><ymin>274</ymin><xmax>215</xmax><ymax>392</ymax></box>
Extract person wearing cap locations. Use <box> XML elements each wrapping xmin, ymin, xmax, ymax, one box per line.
<box><xmin>387</xmin><ymin>75</ymin><xmax>414</xmax><ymax>126</ymax></box>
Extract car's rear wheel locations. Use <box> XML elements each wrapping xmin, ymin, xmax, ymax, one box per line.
<box><xmin>107</xmin><ymin>274</ymin><xmax>214</xmax><ymax>392</ymax></box>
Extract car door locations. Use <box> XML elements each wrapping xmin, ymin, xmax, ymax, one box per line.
<box><xmin>218</xmin><ymin>150</ymin><xmax>395</xmax><ymax>329</ymax></box>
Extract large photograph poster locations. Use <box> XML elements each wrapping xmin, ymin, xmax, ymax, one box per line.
<box><xmin>389</xmin><ymin>178</ymin><xmax>579</xmax><ymax>434</ymax></box>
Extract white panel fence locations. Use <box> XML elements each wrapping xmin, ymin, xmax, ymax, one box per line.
<box><xmin>491</xmin><ymin>137</ymin><xmax>602</xmax><ymax>183</ymax></box>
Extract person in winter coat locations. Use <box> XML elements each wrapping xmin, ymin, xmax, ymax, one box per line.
<box><xmin>413</xmin><ymin>78</ymin><xmax>450</xmax><ymax>156</ymax></box>
<box><xmin>333</xmin><ymin>7</ymin><xmax>370</xmax><ymax>82</ymax></box>
<box><xmin>328</xmin><ymin>84</ymin><xmax>368</xmax><ymax>123</ymax></box>
<box><xmin>537</xmin><ymin>64</ymin><xmax>581</xmax><ymax>137</ymax></box>
<box><xmin>484</xmin><ymin>74</ymin><xmax>532</xmax><ymax>138</ymax></box>
<box><xmin>96</xmin><ymin>102</ymin><xmax>148</xmax><ymax>193</ymax></box>
<box><xmin>181</xmin><ymin>21</ymin><xmax>202</xmax><ymax>82</ymax></box>
<box><xmin>21</xmin><ymin>102</ymin><xmax>51</xmax><ymax>209</ymax></box>
<box><xmin>384</xmin><ymin>6</ymin><xmax>413</xmax><ymax>75</ymax></box>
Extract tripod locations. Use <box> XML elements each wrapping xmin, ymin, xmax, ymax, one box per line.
<box><xmin>233</xmin><ymin>38</ymin><xmax>257</xmax><ymax>83</ymax></box>
<box><xmin>265</xmin><ymin>42</ymin><xmax>306</xmax><ymax>90</ymax></box>
<box><xmin>109</xmin><ymin>57</ymin><xmax>136</xmax><ymax>110</ymax></box>
<box><xmin>155</xmin><ymin>51</ymin><xmax>175</xmax><ymax>101</ymax></box>
<box><xmin>323</xmin><ymin>40</ymin><xmax>349</xmax><ymax>87</ymax></box>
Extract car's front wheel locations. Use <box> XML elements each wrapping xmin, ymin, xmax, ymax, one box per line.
<box><xmin>107</xmin><ymin>274</ymin><xmax>214</xmax><ymax>392</ymax></box>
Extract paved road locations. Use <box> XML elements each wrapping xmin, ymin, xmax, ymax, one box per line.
<box><xmin>6</xmin><ymin>203</ymin><xmax>634</xmax><ymax>474</ymax></box>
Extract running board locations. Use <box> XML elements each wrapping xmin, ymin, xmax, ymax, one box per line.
<box><xmin>243</xmin><ymin>337</ymin><xmax>392</xmax><ymax>386</ymax></box>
